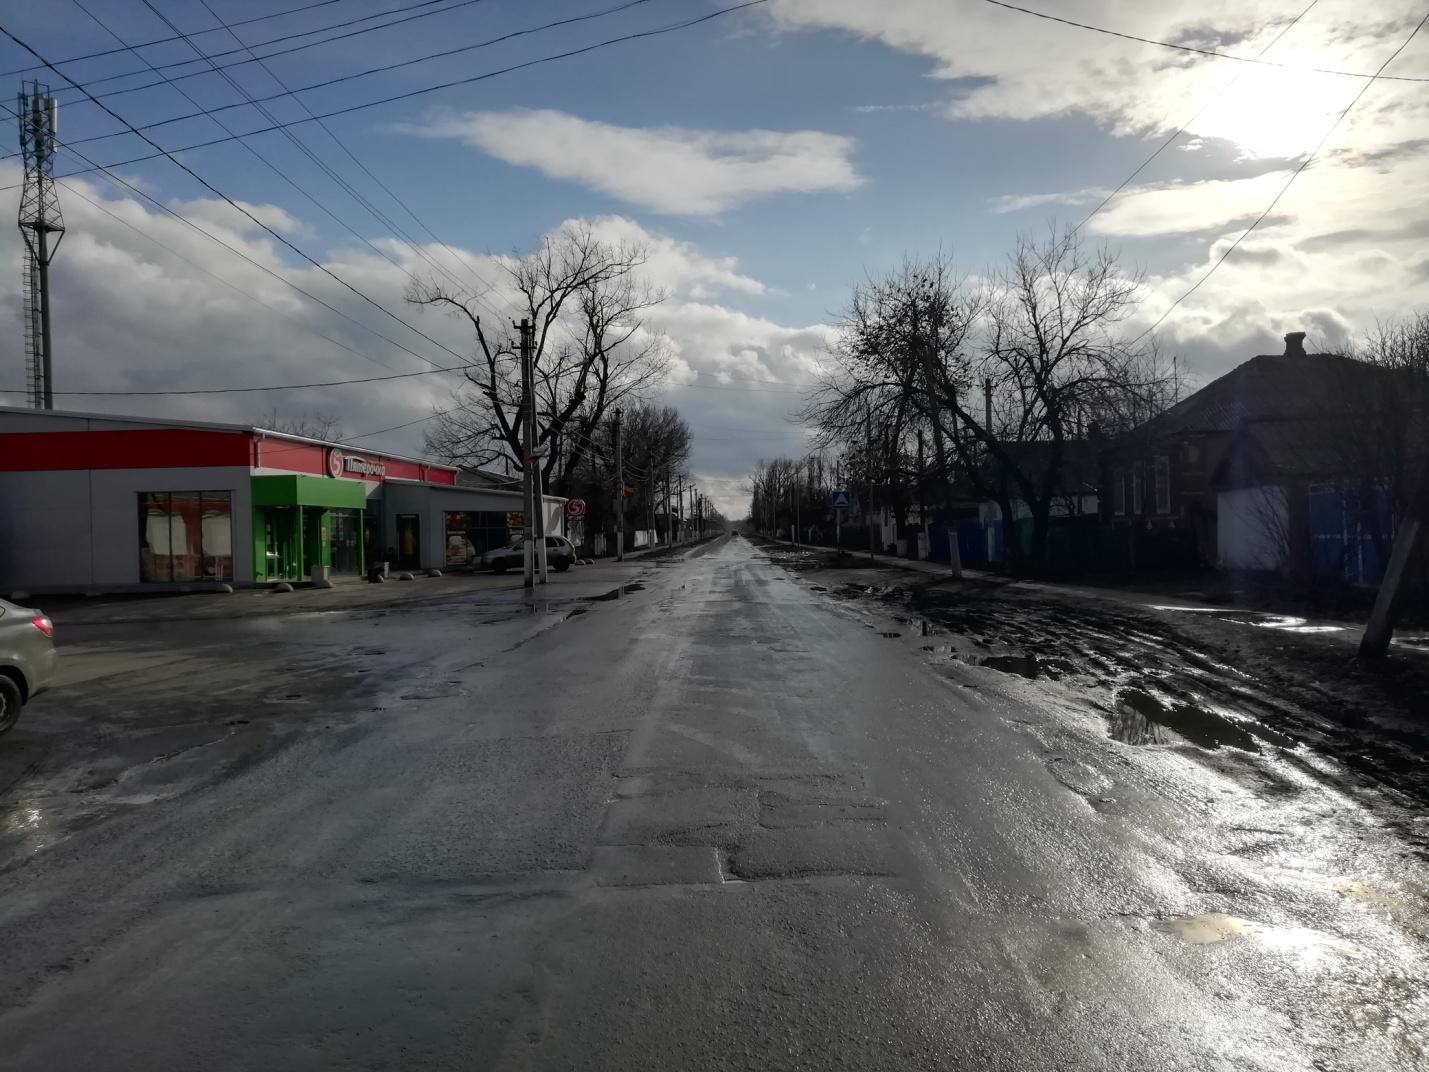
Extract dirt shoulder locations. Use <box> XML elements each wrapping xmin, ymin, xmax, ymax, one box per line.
<box><xmin>758</xmin><ymin>541</ymin><xmax>1429</xmax><ymax>825</ymax></box>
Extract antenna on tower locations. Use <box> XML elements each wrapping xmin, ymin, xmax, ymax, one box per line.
<box><xmin>17</xmin><ymin>81</ymin><xmax>63</xmax><ymax>410</ymax></box>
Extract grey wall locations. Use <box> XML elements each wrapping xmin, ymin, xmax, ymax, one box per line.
<box><xmin>0</xmin><ymin>466</ymin><xmax>253</xmax><ymax>591</ymax></box>
<box><xmin>379</xmin><ymin>483</ymin><xmax>565</xmax><ymax>570</ymax></box>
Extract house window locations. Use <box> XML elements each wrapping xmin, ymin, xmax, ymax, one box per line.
<box><xmin>1132</xmin><ymin>464</ymin><xmax>1144</xmax><ymax>516</ymax></box>
<box><xmin>1113</xmin><ymin>468</ymin><xmax>1126</xmax><ymax>515</ymax></box>
<box><xmin>1155</xmin><ymin>455</ymin><xmax>1171</xmax><ymax>515</ymax></box>
<box><xmin>139</xmin><ymin>491</ymin><xmax>233</xmax><ymax>582</ymax></box>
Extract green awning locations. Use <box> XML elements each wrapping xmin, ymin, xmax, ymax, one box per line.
<box><xmin>251</xmin><ymin>474</ymin><xmax>368</xmax><ymax>509</ymax></box>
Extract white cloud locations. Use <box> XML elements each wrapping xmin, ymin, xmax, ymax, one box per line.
<box><xmin>990</xmin><ymin>187</ymin><xmax>1110</xmax><ymax>214</ymax></box>
<box><xmin>0</xmin><ymin>168</ymin><xmax>820</xmax><ymax>519</ymax></box>
<box><xmin>400</xmin><ymin>108</ymin><xmax>863</xmax><ymax>215</ymax></box>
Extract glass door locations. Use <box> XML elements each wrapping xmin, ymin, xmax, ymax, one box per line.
<box><xmin>330</xmin><ymin>510</ymin><xmax>362</xmax><ymax>574</ymax></box>
<box><xmin>396</xmin><ymin>514</ymin><xmax>421</xmax><ymax>570</ymax></box>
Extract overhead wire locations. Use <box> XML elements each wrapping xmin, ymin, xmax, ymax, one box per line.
<box><xmin>1130</xmin><ymin>10</ymin><xmax>1429</xmax><ymax>344</ymax></box>
<box><xmin>0</xmin><ymin>0</ymin><xmax>357</xmax><ymax>76</ymax></box>
<box><xmin>187</xmin><ymin>0</ymin><xmax>509</xmax><ymax>314</ymax></box>
<box><xmin>1072</xmin><ymin>0</ymin><xmax>1322</xmax><ymax>233</ymax></box>
<box><xmin>38</xmin><ymin>0</ymin><xmax>665</xmax><ymax>155</ymax></box>
<box><xmin>0</xmin><ymin>22</ymin><xmax>473</xmax><ymax>373</ymax></box>
<box><xmin>979</xmin><ymin>0</ymin><xmax>1429</xmax><ymax>83</ymax></box>
<box><xmin>42</xmin><ymin>0</ymin><xmax>478</xmax><ymax>96</ymax></box>
<box><xmin>9</xmin><ymin>0</ymin><xmax>773</xmax><ymax>185</ymax></box>
<box><xmin>67</xmin><ymin>0</ymin><xmax>477</xmax><ymax>375</ymax></box>
<box><xmin>0</xmin><ymin>96</ymin><xmax>457</xmax><ymax>377</ymax></box>
<box><xmin>48</xmin><ymin>174</ymin><xmax>464</xmax><ymax>380</ymax></box>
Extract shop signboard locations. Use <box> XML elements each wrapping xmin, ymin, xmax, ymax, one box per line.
<box><xmin>506</xmin><ymin>511</ymin><xmax>526</xmax><ymax>532</ymax></box>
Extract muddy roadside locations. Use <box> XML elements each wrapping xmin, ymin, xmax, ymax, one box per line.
<box><xmin>760</xmin><ymin>543</ymin><xmax>1429</xmax><ymax>833</ymax></box>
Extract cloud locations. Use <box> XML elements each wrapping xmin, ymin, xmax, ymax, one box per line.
<box><xmin>401</xmin><ymin>109</ymin><xmax>863</xmax><ymax>215</ymax></box>
<box><xmin>990</xmin><ymin>187</ymin><xmax>1110</xmax><ymax>214</ymax></box>
<box><xmin>0</xmin><ymin>167</ymin><xmax>818</xmax><ymax>518</ymax></box>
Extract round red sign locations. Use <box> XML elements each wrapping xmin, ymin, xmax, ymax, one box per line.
<box><xmin>564</xmin><ymin>498</ymin><xmax>587</xmax><ymax>519</ymax></box>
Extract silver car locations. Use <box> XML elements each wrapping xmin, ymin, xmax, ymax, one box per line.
<box><xmin>481</xmin><ymin>535</ymin><xmax>576</xmax><ymax>574</ymax></box>
<box><xmin>0</xmin><ymin>597</ymin><xmax>57</xmax><ymax>736</ymax></box>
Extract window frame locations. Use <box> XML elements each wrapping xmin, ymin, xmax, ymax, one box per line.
<box><xmin>1154</xmin><ymin>455</ymin><xmax>1171</xmax><ymax>515</ymax></box>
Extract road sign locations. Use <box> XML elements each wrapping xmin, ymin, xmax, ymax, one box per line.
<box><xmin>830</xmin><ymin>489</ymin><xmax>852</xmax><ymax>510</ymax></box>
<box><xmin>564</xmin><ymin>498</ymin><xmax>587</xmax><ymax>519</ymax></box>
<box><xmin>622</xmin><ymin>483</ymin><xmax>637</xmax><ymax>498</ymax></box>
<box><xmin>506</xmin><ymin>511</ymin><xmax>526</xmax><ymax>531</ymax></box>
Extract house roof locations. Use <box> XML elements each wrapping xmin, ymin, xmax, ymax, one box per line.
<box><xmin>1118</xmin><ymin>352</ymin><xmax>1396</xmax><ymax>444</ymax></box>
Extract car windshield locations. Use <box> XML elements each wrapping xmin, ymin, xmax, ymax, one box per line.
<box><xmin>8</xmin><ymin>8</ymin><xmax>1429</xmax><ymax>1071</ymax></box>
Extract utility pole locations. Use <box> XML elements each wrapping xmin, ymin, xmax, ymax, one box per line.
<box><xmin>916</xmin><ymin>427</ymin><xmax>926</xmax><ymax>559</ymax></box>
<box><xmin>614</xmin><ymin>407</ymin><xmax>625</xmax><ymax>562</ymax></box>
<box><xmin>17</xmin><ymin>84</ymin><xmax>63</xmax><ymax>410</ymax></box>
<box><xmin>834</xmin><ymin>460</ymin><xmax>841</xmax><ymax>551</ymax></box>
<box><xmin>518</xmin><ymin>318</ymin><xmax>536</xmax><ymax>590</ymax></box>
<box><xmin>866</xmin><ymin>403</ymin><xmax>877</xmax><ymax>561</ymax></box>
<box><xmin>676</xmin><ymin>473</ymin><xmax>683</xmax><ymax>544</ymax></box>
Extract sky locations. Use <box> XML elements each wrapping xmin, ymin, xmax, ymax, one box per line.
<box><xmin>2</xmin><ymin>0</ymin><xmax>1427</xmax><ymax>517</ymax></box>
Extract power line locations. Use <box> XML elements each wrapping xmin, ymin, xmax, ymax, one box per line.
<box><xmin>0</xmin><ymin>22</ymin><xmax>472</xmax><ymax>373</ymax></box>
<box><xmin>42</xmin><ymin>0</ymin><xmax>663</xmax><ymax>156</ymax></box>
<box><xmin>1132</xmin><ymin>10</ymin><xmax>1429</xmax><ymax>344</ymax></box>
<box><xmin>0</xmin><ymin>102</ymin><xmax>456</xmax><ymax>377</ymax></box>
<box><xmin>1073</xmin><ymin>0</ymin><xmax>1321</xmax><ymax>233</ymax></box>
<box><xmin>13</xmin><ymin>0</ymin><xmax>772</xmax><ymax>184</ymax></box>
<box><xmin>0</xmin><ymin>0</ymin><xmax>356</xmax><ymax>77</ymax></box>
<box><xmin>187</xmin><ymin>0</ymin><xmax>508</xmax><ymax>315</ymax></box>
<box><xmin>52</xmin><ymin>174</ymin><xmax>452</xmax><ymax>379</ymax></box>
<box><xmin>979</xmin><ymin>0</ymin><xmax>1429</xmax><ymax>83</ymax></box>
<box><xmin>0</xmin><ymin>363</ymin><xmax>470</xmax><ymax>398</ymax></box>
<box><xmin>43</xmin><ymin>0</ymin><xmax>473</xmax><ymax>96</ymax></box>
<box><xmin>68</xmin><ymin>0</ymin><xmax>471</xmax><ymax>361</ymax></box>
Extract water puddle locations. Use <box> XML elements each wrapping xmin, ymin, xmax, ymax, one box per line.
<box><xmin>1110</xmin><ymin>687</ymin><xmax>1289</xmax><ymax>752</ymax></box>
<box><xmin>1154</xmin><ymin>913</ymin><xmax>1358</xmax><ymax>966</ymax></box>
<box><xmin>1150</xmin><ymin>605</ymin><xmax>1345</xmax><ymax>635</ymax></box>
<box><xmin>594</xmin><ymin>582</ymin><xmax>646</xmax><ymax>602</ymax></box>
<box><xmin>974</xmin><ymin>653</ymin><xmax>1077</xmax><ymax>680</ymax></box>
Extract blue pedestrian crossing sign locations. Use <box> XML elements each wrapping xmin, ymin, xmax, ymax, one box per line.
<box><xmin>830</xmin><ymin>489</ymin><xmax>852</xmax><ymax>510</ymax></box>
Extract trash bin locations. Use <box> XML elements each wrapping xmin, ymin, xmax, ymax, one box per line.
<box><xmin>366</xmin><ymin>561</ymin><xmax>389</xmax><ymax>583</ymax></box>
<box><xmin>310</xmin><ymin>564</ymin><xmax>332</xmax><ymax>589</ymax></box>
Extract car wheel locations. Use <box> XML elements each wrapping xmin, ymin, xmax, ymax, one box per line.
<box><xmin>492</xmin><ymin>559</ymin><xmax>509</xmax><ymax>574</ymax></box>
<box><xmin>0</xmin><ymin>674</ymin><xmax>23</xmax><ymax>737</ymax></box>
<box><xmin>555</xmin><ymin>558</ymin><xmax>572</xmax><ymax>572</ymax></box>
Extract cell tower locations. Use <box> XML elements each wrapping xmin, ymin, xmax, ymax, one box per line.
<box><xmin>17</xmin><ymin>82</ymin><xmax>63</xmax><ymax>410</ymax></box>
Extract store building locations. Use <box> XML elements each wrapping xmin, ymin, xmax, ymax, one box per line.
<box><xmin>0</xmin><ymin>407</ymin><xmax>564</xmax><ymax>593</ymax></box>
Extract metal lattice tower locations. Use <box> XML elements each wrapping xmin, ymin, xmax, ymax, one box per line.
<box><xmin>17</xmin><ymin>82</ymin><xmax>63</xmax><ymax>410</ymax></box>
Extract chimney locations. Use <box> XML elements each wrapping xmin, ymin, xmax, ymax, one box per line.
<box><xmin>1284</xmin><ymin>331</ymin><xmax>1307</xmax><ymax>357</ymax></box>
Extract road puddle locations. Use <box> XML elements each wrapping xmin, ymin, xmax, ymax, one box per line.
<box><xmin>594</xmin><ymin>583</ymin><xmax>646</xmax><ymax>601</ymax></box>
<box><xmin>1111</xmin><ymin>687</ymin><xmax>1280</xmax><ymax>752</ymax></box>
<box><xmin>1155</xmin><ymin>913</ymin><xmax>1359</xmax><ymax>966</ymax></box>
<box><xmin>974</xmin><ymin>653</ymin><xmax>1076</xmax><ymax>680</ymax></box>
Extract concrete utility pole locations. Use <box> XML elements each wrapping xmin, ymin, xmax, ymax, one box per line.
<box><xmin>614</xmin><ymin>407</ymin><xmax>625</xmax><ymax>562</ymax></box>
<box><xmin>676</xmin><ymin>473</ymin><xmax>683</xmax><ymax>544</ymax></box>
<box><xmin>866</xmin><ymin>404</ymin><xmax>877</xmax><ymax>561</ymax></box>
<box><xmin>17</xmin><ymin>84</ymin><xmax>63</xmax><ymax>410</ymax></box>
<box><xmin>1360</xmin><ymin>468</ymin><xmax>1429</xmax><ymax>658</ymax></box>
<box><xmin>519</xmin><ymin>318</ymin><xmax>536</xmax><ymax>590</ymax></box>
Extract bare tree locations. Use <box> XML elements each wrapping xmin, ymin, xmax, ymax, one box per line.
<box><xmin>808</xmin><ymin>231</ymin><xmax>1179</xmax><ymax>566</ymax></box>
<box><xmin>410</xmin><ymin>222</ymin><xmax>669</xmax><ymax>491</ymax></box>
<box><xmin>256</xmin><ymin>407</ymin><xmax>344</xmax><ymax>441</ymax></box>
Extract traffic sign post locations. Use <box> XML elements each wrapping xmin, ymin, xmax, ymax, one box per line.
<box><xmin>831</xmin><ymin>489</ymin><xmax>850</xmax><ymax>551</ymax></box>
<box><xmin>564</xmin><ymin>498</ymin><xmax>587</xmax><ymax>520</ymax></box>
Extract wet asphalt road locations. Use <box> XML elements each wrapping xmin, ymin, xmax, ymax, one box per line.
<box><xmin>0</xmin><ymin>535</ymin><xmax>1425</xmax><ymax>1070</ymax></box>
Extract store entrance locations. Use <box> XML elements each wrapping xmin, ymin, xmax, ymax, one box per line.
<box><xmin>258</xmin><ymin>507</ymin><xmax>299</xmax><ymax>581</ymax></box>
<box><xmin>330</xmin><ymin>509</ymin><xmax>361</xmax><ymax>574</ymax></box>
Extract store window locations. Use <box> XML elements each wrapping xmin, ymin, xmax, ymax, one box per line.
<box><xmin>445</xmin><ymin>511</ymin><xmax>517</xmax><ymax>565</ymax></box>
<box><xmin>139</xmin><ymin>491</ymin><xmax>233</xmax><ymax>582</ymax></box>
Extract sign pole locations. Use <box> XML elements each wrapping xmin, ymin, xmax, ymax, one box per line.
<box><xmin>519</xmin><ymin>318</ymin><xmax>536</xmax><ymax>590</ymax></box>
<box><xmin>614</xmin><ymin>408</ymin><xmax>624</xmax><ymax>562</ymax></box>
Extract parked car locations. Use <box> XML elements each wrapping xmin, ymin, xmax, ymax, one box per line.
<box><xmin>481</xmin><ymin>536</ymin><xmax>576</xmax><ymax>574</ymax></box>
<box><xmin>0</xmin><ymin>597</ymin><xmax>57</xmax><ymax>736</ymax></box>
